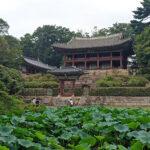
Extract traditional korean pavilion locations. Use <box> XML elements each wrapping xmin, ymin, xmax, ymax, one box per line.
<box><xmin>53</xmin><ymin>33</ymin><xmax>133</xmax><ymax>70</ymax></box>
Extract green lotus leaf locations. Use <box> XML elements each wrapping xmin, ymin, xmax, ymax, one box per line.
<box><xmin>0</xmin><ymin>145</ymin><xmax>9</xmax><ymax>150</ymax></box>
<box><xmin>118</xmin><ymin>145</ymin><xmax>128</xmax><ymax>150</ymax></box>
<box><xmin>114</xmin><ymin>124</ymin><xmax>129</xmax><ymax>132</ymax></box>
<box><xmin>79</xmin><ymin>136</ymin><xmax>96</xmax><ymax>146</ymax></box>
<box><xmin>140</xmin><ymin>123</ymin><xmax>150</xmax><ymax>130</ymax></box>
<box><xmin>127</xmin><ymin>122</ymin><xmax>140</xmax><ymax>129</ymax></box>
<box><xmin>74</xmin><ymin>143</ymin><xmax>90</xmax><ymax>150</ymax></box>
<box><xmin>105</xmin><ymin>144</ymin><xmax>117</xmax><ymax>150</ymax></box>
<box><xmin>127</xmin><ymin>131</ymin><xmax>139</xmax><ymax>138</ymax></box>
<box><xmin>95</xmin><ymin>135</ymin><xmax>105</xmax><ymax>142</ymax></box>
<box><xmin>136</xmin><ymin>131</ymin><xmax>150</xmax><ymax>144</ymax></box>
<box><xmin>0</xmin><ymin>126</ymin><xmax>13</xmax><ymax>136</ymax></box>
<box><xmin>131</xmin><ymin>141</ymin><xmax>144</xmax><ymax>150</ymax></box>
<box><xmin>18</xmin><ymin>139</ymin><xmax>35</xmax><ymax>148</ymax></box>
<box><xmin>0</xmin><ymin>135</ymin><xmax>16</xmax><ymax>144</ymax></box>
<box><xmin>11</xmin><ymin>116</ymin><xmax>25</xmax><ymax>125</ymax></box>
<box><xmin>35</xmin><ymin>131</ymin><xmax>46</xmax><ymax>141</ymax></box>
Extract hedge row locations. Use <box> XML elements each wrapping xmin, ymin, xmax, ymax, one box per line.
<box><xmin>21</xmin><ymin>87</ymin><xmax>150</xmax><ymax>97</ymax></box>
<box><xmin>24</xmin><ymin>81</ymin><xmax>58</xmax><ymax>88</ymax></box>
<box><xmin>21</xmin><ymin>88</ymin><xmax>58</xmax><ymax>96</ymax></box>
<box><xmin>89</xmin><ymin>87</ymin><xmax>150</xmax><ymax>96</ymax></box>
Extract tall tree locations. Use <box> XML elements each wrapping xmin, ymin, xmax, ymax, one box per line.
<box><xmin>21</xmin><ymin>25</ymin><xmax>75</xmax><ymax>66</ymax></box>
<box><xmin>131</xmin><ymin>0</ymin><xmax>150</xmax><ymax>34</ymax></box>
<box><xmin>134</xmin><ymin>26</ymin><xmax>150</xmax><ymax>67</ymax></box>
<box><xmin>20</xmin><ymin>33</ymin><xmax>36</xmax><ymax>58</ymax></box>
<box><xmin>0</xmin><ymin>36</ymin><xmax>22</xmax><ymax>69</ymax></box>
<box><xmin>0</xmin><ymin>18</ymin><xmax>9</xmax><ymax>35</ymax></box>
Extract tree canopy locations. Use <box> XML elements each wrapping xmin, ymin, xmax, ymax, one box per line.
<box><xmin>0</xmin><ymin>18</ymin><xmax>9</xmax><ymax>35</ymax></box>
<box><xmin>92</xmin><ymin>23</ymin><xmax>133</xmax><ymax>38</ymax></box>
<box><xmin>131</xmin><ymin>0</ymin><xmax>150</xmax><ymax>34</ymax></box>
<box><xmin>134</xmin><ymin>26</ymin><xmax>150</xmax><ymax>67</ymax></box>
<box><xmin>21</xmin><ymin>25</ymin><xmax>76</xmax><ymax>66</ymax></box>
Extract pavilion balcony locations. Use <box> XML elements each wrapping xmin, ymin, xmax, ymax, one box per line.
<box><xmin>65</xmin><ymin>56</ymin><xmax>123</xmax><ymax>62</ymax></box>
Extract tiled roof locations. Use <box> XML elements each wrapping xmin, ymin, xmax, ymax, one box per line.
<box><xmin>24</xmin><ymin>57</ymin><xmax>84</xmax><ymax>75</ymax></box>
<box><xmin>53</xmin><ymin>33</ymin><xmax>132</xmax><ymax>49</ymax></box>
<box><xmin>50</xmin><ymin>66</ymin><xmax>84</xmax><ymax>76</ymax></box>
<box><xmin>24</xmin><ymin>57</ymin><xmax>56</xmax><ymax>70</ymax></box>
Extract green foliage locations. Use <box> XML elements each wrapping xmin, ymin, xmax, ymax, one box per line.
<box><xmin>127</xmin><ymin>76</ymin><xmax>149</xmax><ymax>86</ymax></box>
<box><xmin>0</xmin><ymin>91</ymin><xmax>24</xmax><ymax>114</ymax></box>
<box><xmin>0</xmin><ymin>107</ymin><xmax>149</xmax><ymax>149</ymax></box>
<box><xmin>89</xmin><ymin>87</ymin><xmax>150</xmax><ymax>96</ymax></box>
<box><xmin>92</xmin><ymin>23</ymin><xmax>133</xmax><ymax>38</ymax></box>
<box><xmin>131</xmin><ymin>0</ymin><xmax>150</xmax><ymax>34</ymax></box>
<box><xmin>0</xmin><ymin>18</ymin><xmax>9</xmax><ymax>35</ymax></box>
<box><xmin>21</xmin><ymin>25</ymin><xmax>75</xmax><ymax>66</ymax></box>
<box><xmin>0</xmin><ymin>35</ymin><xmax>22</xmax><ymax>69</ymax></box>
<box><xmin>24</xmin><ymin>73</ymin><xmax>58</xmax><ymax>88</ymax></box>
<box><xmin>96</xmin><ymin>75</ymin><xmax>149</xmax><ymax>87</ymax></box>
<box><xmin>0</xmin><ymin>65</ymin><xmax>23</xmax><ymax>94</ymax></box>
<box><xmin>135</xmin><ymin>27</ymin><xmax>150</xmax><ymax>67</ymax></box>
<box><xmin>96</xmin><ymin>76</ymin><xmax>122</xmax><ymax>87</ymax></box>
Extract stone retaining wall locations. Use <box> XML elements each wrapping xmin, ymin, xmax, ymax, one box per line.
<box><xmin>24</xmin><ymin>96</ymin><xmax>150</xmax><ymax>107</ymax></box>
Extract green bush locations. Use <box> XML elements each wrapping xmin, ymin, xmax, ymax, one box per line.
<box><xmin>96</xmin><ymin>75</ymin><xmax>149</xmax><ymax>87</ymax></box>
<box><xmin>142</xmin><ymin>74</ymin><xmax>150</xmax><ymax>81</ymax></box>
<box><xmin>24</xmin><ymin>81</ymin><xmax>58</xmax><ymax>88</ymax></box>
<box><xmin>127</xmin><ymin>76</ymin><xmax>149</xmax><ymax>87</ymax></box>
<box><xmin>0</xmin><ymin>81</ymin><xmax>7</xmax><ymax>92</ymax></box>
<box><xmin>138</xmin><ymin>68</ymin><xmax>150</xmax><ymax>74</ymax></box>
<box><xmin>0</xmin><ymin>91</ymin><xmax>24</xmax><ymax>114</ymax></box>
<box><xmin>96</xmin><ymin>76</ymin><xmax>123</xmax><ymax>87</ymax></box>
<box><xmin>0</xmin><ymin>65</ymin><xmax>23</xmax><ymax>94</ymax></box>
<box><xmin>89</xmin><ymin>87</ymin><xmax>150</xmax><ymax>96</ymax></box>
<box><xmin>24</xmin><ymin>73</ymin><xmax>58</xmax><ymax>89</ymax></box>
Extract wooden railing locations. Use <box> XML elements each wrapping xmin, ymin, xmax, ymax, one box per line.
<box><xmin>65</xmin><ymin>56</ymin><xmax>122</xmax><ymax>62</ymax></box>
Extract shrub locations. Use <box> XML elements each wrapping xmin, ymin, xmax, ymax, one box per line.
<box><xmin>24</xmin><ymin>73</ymin><xmax>58</xmax><ymax>89</ymax></box>
<box><xmin>127</xmin><ymin>76</ymin><xmax>149</xmax><ymax>87</ymax></box>
<box><xmin>0</xmin><ymin>65</ymin><xmax>23</xmax><ymax>94</ymax></box>
<box><xmin>0</xmin><ymin>81</ymin><xmax>7</xmax><ymax>92</ymax></box>
<box><xmin>96</xmin><ymin>76</ymin><xmax>123</xmax><ymax>87</ymax></box>
<box><xmin>138</xmin><ymin>68</ymin><xmax>150</xmax><ymax>74</ymax></box>
<box><xmin>0</xmin><ymin>91</ymin><xmax>24</xmax><ymax>114</ymax></box>
<box><xmin>96</xmin><ymin>75</ymin><xmax>149</xmax><ymax>87</ymax></box>
<box><xmin>24</xmin><ymin>81</ymin><xmax>58</xmax><ymax>88</ymax></box>
<box><xmin>142</xmin><ymin>74</ymin><xmax>150</xmax><ymax>81</ymax></box>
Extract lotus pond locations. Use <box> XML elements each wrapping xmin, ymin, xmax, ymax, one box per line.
<box><xmin>0</xmin><ymin>106</ymin><xmax>150</xmax><ymax>150</ymax></box>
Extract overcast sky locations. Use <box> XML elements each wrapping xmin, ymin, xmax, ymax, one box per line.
<box><xmin>0</xmin><ymin>0</ymin><xmax>142</xmax><ymax>38</ymax></box>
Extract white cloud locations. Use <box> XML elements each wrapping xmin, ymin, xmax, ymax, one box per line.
<box><xmin>0</xmin><ymin>0</ymin><xmax>142</xmax><ymax>38</ymax></box>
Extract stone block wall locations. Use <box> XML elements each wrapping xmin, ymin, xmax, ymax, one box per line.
<box><xmin>24</xmin><ymin>96</ymin><xmax>150</xmax><ymax>107</ymax></box>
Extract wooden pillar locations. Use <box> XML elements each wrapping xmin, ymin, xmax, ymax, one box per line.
<box><xmin>85</xmin><ymin>61</ymin><xmax>87</xmax><ymax>70</ymax></box>
<box><xmin>97</xmin><ymin>53</ymin><xmax>99</xmax><ymax>69</ymax></box>
<box><xmin>120</xmin><ymin>52</ymin><xmax>123</xmax><ymax>68</ymax></box>
<box><xmin>110</xmin><ymin>52</ymin><xmax>112</xmax><ymax>69</ymax></box>
<box><xmin>72</xmin><ymin>54</ymin><xmax>75</xmax><ymax>66</ymax></box>
<box><xmin>64</xmin><ymin>54</ymin><xmax>66</xmax><ymax>66</ymax></box>
<box><xmin>85</xmin><ymin>53</ymin><xmax>87</xmax><ymax>70</ymax></box>
<box><xmin>60</xmin><ymin>80</ymin><xmax>64</xmax><ymax>96</ymax></box>
<box><xmin>72</xmin><ymin>80</ymin><xmax>75</xmax><ymax>96</ymax></box>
